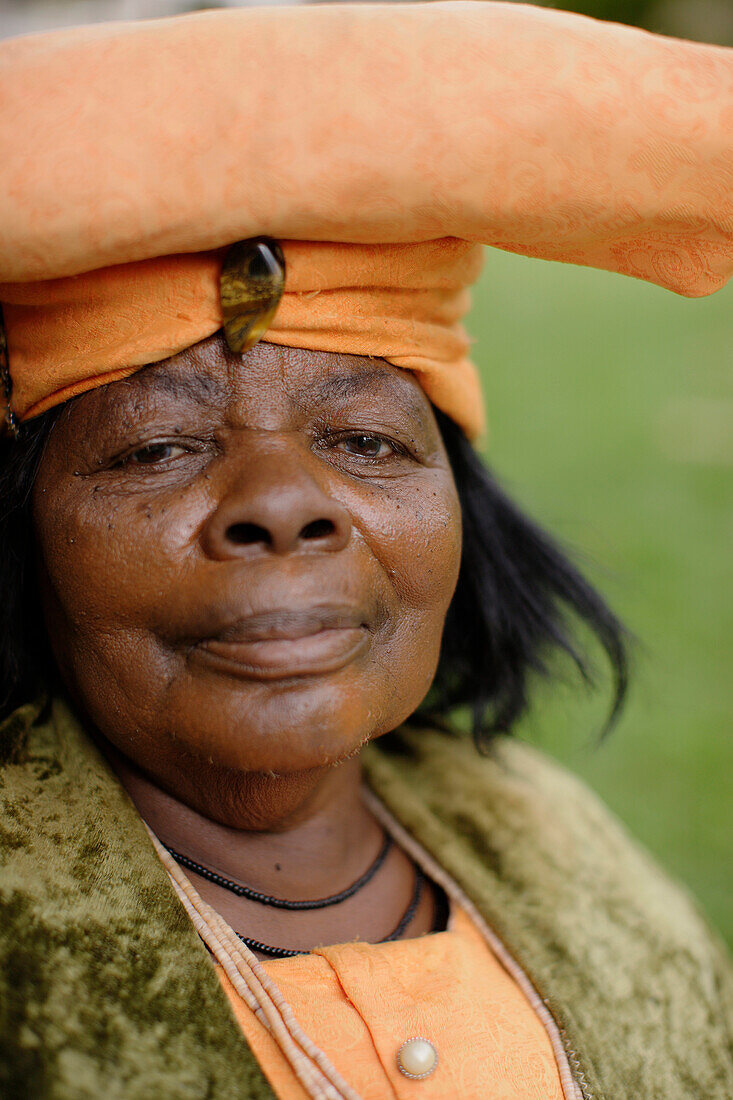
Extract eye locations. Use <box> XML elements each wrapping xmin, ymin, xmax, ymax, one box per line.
<box><xmin>124</xmin><ymin>442</ymin><xmax>186</xmax><ymax>466</ymax></box>
<box><xmin>338</xmin><ymin>434</ymin><xmax>394</xmax><ymax>459</ymax></box>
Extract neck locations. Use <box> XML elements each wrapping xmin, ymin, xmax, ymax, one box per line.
<box><xmin>107</xmin><ymin>745</ymin><xmax>382</xmax><ymax>903</ymax></box>
<box><xmin>103</xmin><ymin>737</ymin><xmax>439</xmax><ymax>952</ymax></box>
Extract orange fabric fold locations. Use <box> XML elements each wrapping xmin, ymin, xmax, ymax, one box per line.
<box><xmin>2</xmin><ymin>3</ymin><xmax>732</xmax><ymax>288</ymax></box>
<box><xmin>1</xmin><ymin>239</ymin><xmax>484</xmax><ymax>434</ymax></box>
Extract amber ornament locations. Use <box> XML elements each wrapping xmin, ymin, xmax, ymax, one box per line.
<box><xmin>220</xmin><ymin>238</ymin><xmax>286</xmax><ymax>355</ymax></box>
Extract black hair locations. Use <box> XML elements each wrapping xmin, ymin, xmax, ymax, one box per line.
<box><xmin>0</xmin><ymin>404</ymin><xmax>628</xmax><ymax>741</ymax></box>
<box><xmin>422</xmin><ymin>408</ymin><xmax>628</xmax><ymax>742</ymax></box>
<box><xmin>0</xmin><ymin>410</ymin><xmax>61</xmax><ymax>717</ymax></box>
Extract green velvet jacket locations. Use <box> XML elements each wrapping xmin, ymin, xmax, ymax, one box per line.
<box><xmin>1</xmin><ymin>696</ymin><xmax>731</xmax><ymax>1100</ymax></box>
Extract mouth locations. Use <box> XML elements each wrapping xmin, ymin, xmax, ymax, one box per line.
<box><xmin>193</xmin><ymin>606</ymin><xmax>370</xmax><ymax>680</ymax></box>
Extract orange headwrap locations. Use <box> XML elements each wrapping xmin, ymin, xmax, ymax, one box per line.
<box><xmin>1</xmin><ymin>239</ymin><xmax>484</xmax><ymax>432</ymax></box>
<box><xmin>1</xmin><ymin>2</ymin><xmax>731</xmax><ymax>437</ymax></box>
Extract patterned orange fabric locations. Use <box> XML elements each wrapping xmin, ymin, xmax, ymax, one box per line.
<box><xmin>1</xmin><ymin>3</ymin><xmax>731</xmax><ymax>433</ymax></box>
<box><xmin>216</xmin><ymin>906</ymin><xmax>566</xmax><ymax>1100</ymax></box>
<box><xmin>1</xmin><ymin>240</ymin><xmax>484</xmax><ymax>432</ymax></box>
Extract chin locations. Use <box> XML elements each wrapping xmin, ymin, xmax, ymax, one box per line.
<box><xmin>160</xmin><ymin>674</ymin><xmax>380</xmax><ymax>776</ymax></box>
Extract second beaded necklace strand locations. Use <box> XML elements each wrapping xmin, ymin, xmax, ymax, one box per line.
<box><xmin>164</xmin><ymin>830</ymin><xmax>427</xmax><ymax>958</ymax></box>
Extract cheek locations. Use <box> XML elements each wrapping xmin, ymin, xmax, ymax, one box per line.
<box><xmin>33</xmin><ymin>483</ymin><xmax>206</xmax><ymax>704</ymax></box>
<box><xmin>37</xmin><ymin>483</ymin><xmax>202</xmax><ymax>617</ymax></box>
<box><xmin>353</xmin><ymin>470</ymin><xmax>462</xmax><ymax>615</ymax></box>
<box><xmin>343</xmin><ymin>469</ymin><xmax>462</xmax><ymax>723</ymax></box>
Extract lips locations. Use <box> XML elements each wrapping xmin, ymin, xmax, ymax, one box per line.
<box><xmin>194</xmin><ymin>605</ymin><xmax>370</xmax><ymax>679</ymax></box>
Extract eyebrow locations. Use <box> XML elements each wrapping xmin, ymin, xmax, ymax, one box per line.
<box><xmin>292</xmin><ymin>367</ymin><xmax>427</xmax><ymax>420</ymax></box>
<box><xmin>128</xmin><ymin>366</ymin><xmax>229</xmax><ymax>406</ymax></box>
<box><xmin>114</xmin><ymin>360</ymin><xmax>428</xmax><ymax>424</ymax></box>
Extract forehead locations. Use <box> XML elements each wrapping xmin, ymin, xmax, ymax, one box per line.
<box><xmin>79</xmin><ymin>336</ymin><xmax>433</xmax><ymax>430</ymax></box>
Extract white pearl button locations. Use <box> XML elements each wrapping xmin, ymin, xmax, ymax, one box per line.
<box><xmin>396</xmin><ymin>1037</ymin><xmax>438</xmax><ymax>1079</ymax></box>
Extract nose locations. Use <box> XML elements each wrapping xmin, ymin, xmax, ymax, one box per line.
<box><xmin>202</xmin><ymin>447</ymin><xmax>352</xmax><ymax>559</ymax></box>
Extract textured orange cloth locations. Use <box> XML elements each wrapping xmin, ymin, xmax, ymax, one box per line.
<box><xmin>216</xmin><ymin>906</ymin><xmax>566</xmax><ymax>1100</ymax></box>
<box><xmin>1</xmin><ymin>3</ymin><xmax>732</xmax><ymax>433</ymax></box>
<box><xmin>1</xmin><ymin>240</ymin><xmax>483</xmax><ymax>429</ymax></box>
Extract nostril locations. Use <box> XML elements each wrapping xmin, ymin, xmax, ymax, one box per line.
<box><xmin>226</xmin><ymin>522</ymin><xmax>272</xmax><ymax>546</ymax></box>
<box><xmin>300</xmin><ymin>518</ymin><xmax>336</xmax><ymax>541</ymax></box>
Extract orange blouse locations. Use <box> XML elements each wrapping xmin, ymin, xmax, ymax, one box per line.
<box><xmin>216</xmin><ymin>906</ymin><xmax>566</xmax><ymax>1100</ymax></box>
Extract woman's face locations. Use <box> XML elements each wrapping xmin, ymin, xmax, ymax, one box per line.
<box><xmin>32</xmin><ymin>338</ymin><xmax>461</xmax><ymax>801</ymax></box>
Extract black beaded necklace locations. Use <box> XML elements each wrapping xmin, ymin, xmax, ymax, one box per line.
<box><xmin>163</xmin><ymin>833</ymin><xmax>393</xmax><ymax>910</ymax></box>
<box><xmin>237</xmin><ymin>866</ymin><xmax>425</xmax><ymax>959</ymax></box>
<box><xmin>164</xmin><ymin>833</ymin><xmax>426</xmax><ymax>959</ymax></box>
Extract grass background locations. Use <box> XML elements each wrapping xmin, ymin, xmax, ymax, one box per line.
<box><xmin>469</xmin><ymin>248</ymin><xmax>732</xmax><ymax>944</ymax></box>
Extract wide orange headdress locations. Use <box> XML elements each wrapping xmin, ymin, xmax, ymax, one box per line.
<box><xmin>1</xmin><ymin>2</ymin><xmax>731</xmax><ymax>438</ymax></box>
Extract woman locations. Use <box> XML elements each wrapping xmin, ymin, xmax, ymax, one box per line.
<box><xmin>0</xmin><ymin>4</ymin><xmax>731</xmax><ymax>1099</ymax></box>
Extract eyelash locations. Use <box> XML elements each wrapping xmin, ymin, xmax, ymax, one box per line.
<box><xmin>324</xmin><ymin>432</ymin><xmax>410</xmax><ymax>461</ymax></box>
<box><xmin>115</xmin><ymin>441</ymin><xmax>192</xmax><ymax>468</ymax></box>
<box><xmin>111</xmin><ymin>430</ymin><xmax>413</xmax><ymax>473</ymax></box>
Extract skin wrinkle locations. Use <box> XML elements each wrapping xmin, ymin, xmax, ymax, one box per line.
<box><xmin>105</xmin><ymin>361</ymin><xmax>232</xmax><ymax>410</ymax></box>
<box><xmin>291</xmin><ymin>365</ymin><xmax>431</xmax><ymax>436</ymax></box>
<box><xmin>31</xmin><ymin>336</ymin><xmax>462</xmax><ymax>953</ymax></box>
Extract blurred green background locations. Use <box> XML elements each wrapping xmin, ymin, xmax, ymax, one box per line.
<box><xmin>2</xmin><ymin>0</ymin><xmax>730</xmax><ymax>942</ymax></box>
<box><xmin>472</xmin><ymin>250</ymin><xmax>732</xmax><ymax>944</ymax></box>
<box><xmin>520</xmin><ymin>0</ymin><xmax>733</xmax><ymax>44</ymax></box>
<box><xmin>1</xmin><ymin>0</ymin><xmax>732</xmax><ymax>45</ymax></box>
<box><xmin>484</xmin><ymin>0</ymin><xmax>732</xmax><ymax>949</ymax></box>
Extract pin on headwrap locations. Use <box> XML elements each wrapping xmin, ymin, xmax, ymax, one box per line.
<box><xmin>220</xmin><ymin>238</ymin><xmax>286</xmax><ymax>355</ymax></box>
